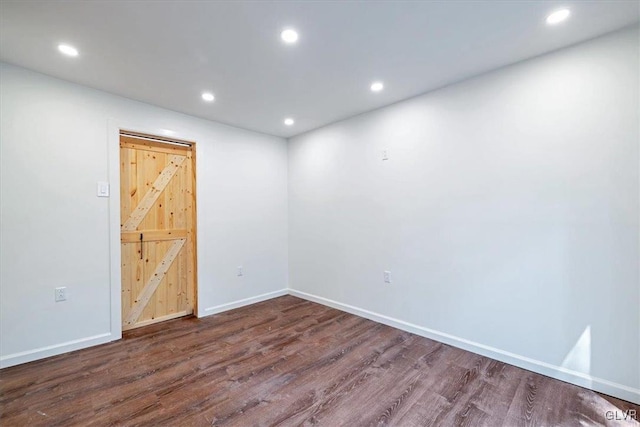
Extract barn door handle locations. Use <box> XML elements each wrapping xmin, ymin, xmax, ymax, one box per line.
<box><xmin>140</xmin><ymin>233</ymin><xmax>143</xmax><ymax>260</ymax></box>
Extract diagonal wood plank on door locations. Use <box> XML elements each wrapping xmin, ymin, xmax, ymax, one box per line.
<box><xmin>123</xmin><ymin>238</ymin><xmax>186</xmax><ymax>327</ymax></box>
<box><xmin>121</xmin><ymin>154</ymin><xmax>186</xmax><ymax>231</ymax></box>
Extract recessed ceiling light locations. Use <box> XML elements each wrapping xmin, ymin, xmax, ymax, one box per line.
<box><xmin>201</xmin><ymin>92</ymin><xmax>215</xmax><ymax>102</ymax></box>
<box><xmin>370</xmin><ymin>81</ymin><xmax>384</xmax><ymax>92</ymax></box>
<box><xmin>546</xmin><ymin>9</ymin><xmax>570</xmax><ymax>25</ymax></box>
<box><xmin>281</xmin><ymin>29</ymin><xmax>299</xmax><ymax>44</ymax></box>
<box><xmin>58</xmin><ymin>44</ymin><xmax>79</xmax><ymax>57</ymax></box>
<box><xmin>284</xmin><ymin>118</ymin><xmax>295</xmax><ymax>126</ymax></box>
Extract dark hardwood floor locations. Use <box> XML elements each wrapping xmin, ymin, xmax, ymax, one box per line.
<box><xmin>1</xmin><ymin>296</ymin><xmax>638</xmax><ymax>426</ymax></box>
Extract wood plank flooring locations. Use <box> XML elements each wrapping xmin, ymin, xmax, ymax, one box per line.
<box><xmin>1</xmin><ymin>296</ymin><xmax>638</xmax><ymax>426</ymax></box>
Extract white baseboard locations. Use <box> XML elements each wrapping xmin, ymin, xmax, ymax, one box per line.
<box><xmin>201</xmin><ymin>289</ymin><xmax>288</xmax><ymax>317</ymax></box>
<box><xmin>1</xmin><ymin>289</ymin><xmax>288</xmax><ymax>370</ymax></box>
<box><xmin>288</xmin><ymin>288</ymin><xmax>640</xmax><ymax>405</ymax></box>
<box><xmin>3</xmin><ymin>288</ymin><xmax>637</xmax><ymax>405</ymax></box>
<box><xmin>0</xmin><ymin>332</ymin><xmax>113</xmax><ymax>369</ymax></box>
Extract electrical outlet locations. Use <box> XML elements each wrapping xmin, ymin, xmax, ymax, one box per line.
<box><xmin>384</xmin><ymin>271</ymin><xmax>391</xmax><ymax>284</ymax></box>
<box><xmin>55</xmin><ymin>287</ymin><xmax>67</xmax><ymax>302</ymax></box>
<box><xmin>382</xmin><ymin>149</ymin><xmax>389</xmax><ymax>161</ymax></box>
<box><xmin>237</xmin><ymin>266</ymin><xmax>243</xmax><ymax>277</ymax></box>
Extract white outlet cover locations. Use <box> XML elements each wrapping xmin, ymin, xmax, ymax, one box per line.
<box><xmin>384</xmin><ymin>271</ymin><xmax>391</xmax><ymax>283</ymax></box>
<box><xmin>55</xmin><ymin>286</ymin><xmax>67</xmax><ymax>302</ymax></box>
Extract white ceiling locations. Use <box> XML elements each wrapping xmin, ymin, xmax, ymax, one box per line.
<box><xmin>1</xmin><ymin>1</ymin><xmax>638</xmax><ymax>138</ymax></box>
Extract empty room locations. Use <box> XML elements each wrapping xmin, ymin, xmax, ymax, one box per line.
<box><xmin>0</xmin><ymin>1</ymin><xmax>639</xmax><ymax>425</ymax></box>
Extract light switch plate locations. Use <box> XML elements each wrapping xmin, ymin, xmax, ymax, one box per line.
<box><xmin>97</xmin><ymin>181</ymin><xmax>110</xmax><ymax>197</ymax></box>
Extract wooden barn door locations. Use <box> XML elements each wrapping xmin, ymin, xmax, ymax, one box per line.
<box><xmin>119</xmin><ymin>133</ymin><xmax>197</xmax><ymax>331</ymax></box>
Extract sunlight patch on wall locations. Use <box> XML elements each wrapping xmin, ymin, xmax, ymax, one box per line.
<box><xmin>561</xmin><ymin>325</ymin><xmax>592</xmax><ymax>387</ymax></box>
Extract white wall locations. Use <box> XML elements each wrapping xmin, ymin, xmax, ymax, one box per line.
<box><xmin>288</xmin><ymin>26</ymin><xmax>639</xmax><ymax>403</ymax></box>
<box><xmin>0</xmin><ymin>63</ymin><xmax>288</xmax><ymax>366</ymax></box>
